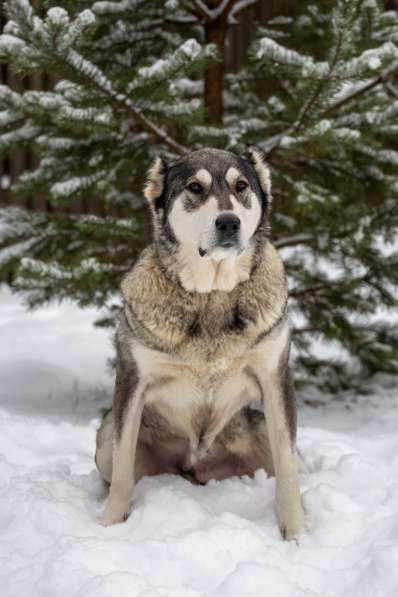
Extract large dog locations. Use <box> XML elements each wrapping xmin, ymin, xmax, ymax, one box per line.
<box><xmin>95</xmin><ymin>147</ymin><xmax>305</xmax><ymax>540</ymax></box>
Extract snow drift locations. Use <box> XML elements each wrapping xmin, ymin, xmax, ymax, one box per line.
<box><xmin>1</xmin><ymin>286</ymin><xmax>398</xmax><ymax>596</ymax></box>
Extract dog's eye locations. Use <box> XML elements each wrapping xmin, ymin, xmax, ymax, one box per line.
<box><xmin>187</xmin><ymin>182</ymin><xmax>203</xmax><ymax>194</ymax></box>
<box><xmin>236</xmin><ymin>180</ymin><xmax>248</xmax><ymax>193</ymax></box>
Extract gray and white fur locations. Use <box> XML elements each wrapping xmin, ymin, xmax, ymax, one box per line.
<box><xmin>95</xmin><ymin>147</ymin><xmax>305</xmax><ymax>541</ymax></box>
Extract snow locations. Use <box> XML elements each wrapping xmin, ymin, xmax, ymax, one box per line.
<box><xmin>0</xmin><ymin>174</ymin><xmax>10</xmax><ymax>190</ymax></box>
<box><xmin>50</xmin><ymin>171</ymin><xmax>107</xmax><ymax>199</ymax></box>
<box><xmin>0</xmin><ymin>285</ymin><xmax>112</xmax><ymax>419</ymax></box>
<box><xmin>1</xmin><ymin>286</ymin><xmax>398</xmax><ymax>596</ymax></box>
<box><xmin>368</xmin><ymin>56</ymin><xmax>382</xmax><ymax>70</ymax></box>
<box><xmin>93</xmin><ymin>0</ymin><xmax>142</xmax><ymax>16</ymax></box>
<box><xmin>255</xmin><ymin>37</ymin><xmax>328</xmax><ymax>79</ymax></box>
<box><xmin>0</xmin><ymin>124</ymin><xmax>39</xmax><ymax>151</ymax></box>
<box><xmin>47</xmin><ymin>7</ymin><xmax>70</xmax><ymax>25</ymax></box>
<box><xmin>138</xmin><ymin>39</ymin><xmax>204</xmax><ymax>80</ymax></box>
<box><xmin>228</xmin><ymin>0</ymin><xmax>259</xmax><ymax>24</ymax></box>
<box><xmin>0</xmin><ymin>34</ymin><xmax>26</xmax><ymax>54</ymax></box>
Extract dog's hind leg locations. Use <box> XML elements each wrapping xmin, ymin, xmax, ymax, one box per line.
<box><xmin>95</xmin><ymin>409</ymin><xmax>114</xmax><ymax>484</ymax></box>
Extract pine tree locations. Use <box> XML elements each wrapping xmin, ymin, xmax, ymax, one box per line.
<box><xmin>0</xmin><ymin>0</ymin><xmax>397</xmax><ymax>391</ymax></box>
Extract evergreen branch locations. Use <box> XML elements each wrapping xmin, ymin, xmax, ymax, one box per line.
<box><xmin>292</xmin><ymin>326</ymin><xmax>323</xmax><ymax>335</ymax></box>
<box><xmin>383</xmin><ymin>81</ymin><xmax>398</xmax><ymax>100</ymax></box>
<box><xmin>283</xmin><ymin>11</ymin><xmax>348</xmax><ymax>146</ymax></box>
<box><xmin>187</xmin><ymin>0</ymin><xmax>244</xmax><ymax>22</ymax></box>
<box><xmin>294</xmin><ymin>156</ymin><xmax>364</xmax><ymax>181</ymax></box>
<box><xmin>264</xmin><ymin>77</ymin><xmax>334</xmax><ymax>156</ymax></box>
<box><xmin>214</xmin><ymin>0</ymin><xmax>236</xmax><ymax>19</ymax></box>
<box><xmin>165</xmin><ymin>15</ymin><xmax>197</xmax><ymax>24</ymax></box>
<box><xmin>369</xmin><ymin>203</ymin><xmax>398</xmax><ymax>226</ymax></box>
<box><xmin>61</xmin><ymin>49</ymin><xmax>189</xmax><ymax>155</ymax></box>
<box><xmin>326</xmin><ymin>59</ymin><xmax>398</xmax><ymax>113</ymax></box>
<box><xmin>289</xmin><ymin>266</ymin><xmax>395</xmax><ymax>302</ymax></box>
<box><xmin>362</xmin><ymin>278</ymin><xmax>392</xmax><ymax>303</ymax></box>
<box><xmin>274</xmin><ymin>233</ymin><xmax>314</xmax><ymax>248</ymax></box>
<box><xmin>187</xmin><ymin>0</ymin><xmax>213</xmax><ymax>20</ymax></box>
<box><xmin>123</xmin><ymin>103</ymin><xmax>189</xmax><ymax>154</ymax></box>
<box><xmin>293</xmin><ymin>82</ymin><xmax>325</xmax><ymax>136</ymax></box>
<box><xmin>228</xmin><ymin>0</ymin><xmax>259</xmax><ymax>24</ymax></box>
<box><xmin>289</xmin><ymin>284</ymin><xmax>328</xmax><ymax>300</ymax></box>
<box><xmin>265</xmin><ymin>58</ymin><xmax>398</xmax><ymax>157</ymax></box>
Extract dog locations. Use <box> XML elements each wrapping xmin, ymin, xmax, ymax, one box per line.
<box><xmin>95</xmin><ymin>147</ymin><xmax>305</xmax><ymax>541</ymax></box>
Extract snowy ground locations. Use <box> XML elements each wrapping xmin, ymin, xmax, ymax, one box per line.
<box><xmin>1</xmin><ymin>285</ymin><xmax>398</xmax><ymax>597</ymax></box>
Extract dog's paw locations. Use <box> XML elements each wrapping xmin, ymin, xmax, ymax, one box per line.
<box><xmin>189</xmin><ymin>433</ymin><xmax>215</xmax><ymax>466</ymax></box>
<box><xmin>280</xmin><ymin>520</ymin><xmax>303</xmax><ymax>543</ymax></box>
<box><xmin>97</xmin><ymin>504</ymin><xmax>130</xmax><ymax>526</ymax></box>
<box><xmin>278</xmin><ymin>500</ymin><xmax>306</xmax><ymax>543</ymax></box>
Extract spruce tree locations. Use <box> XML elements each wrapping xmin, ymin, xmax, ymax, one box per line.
<box><xmin>0</xmin><ymin>0</ymin><xmax>397</xmax><ymax>390</ymax></box>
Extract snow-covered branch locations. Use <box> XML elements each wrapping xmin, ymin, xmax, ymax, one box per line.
<box><xmin>291</xmin><ymin>326</ymin><xmax>322</xmax><ymax>335</ymax></box>
<box><xmin>228</xmin><ymin>0</ymin><xmax>259</xmax><ymax>24</ymax></box>
<box><xmin>187</xmin><ymin>0</ymin><xmax>250</xmax><ymax>23</ymax></box>
<box><xmin>326</xmin><ymin>59</ymin><xmax>398</xmax><ymax>114</ymax></box>
<box><xmin>188</xmin><ymin>0</ymin><xmax>213</xmax><ymax>20</ymax></box>
<box><xmin>61</xmin><ymin>49</ymin><xmax>189</xmax><ymax>154</ymax></box>
<box><xmin>274</xmin><ymin>234</ymin><xmax>315</xmax><ymax>249</ymax></box>
<box><xmin>263</xmin><ymin>58</ymin><xmax>398</xmax><ymax>157</ymax></box>
<box><xmin>384</xmin><ymin>81</ymin><xmax>398</xmax><ymax>100</ymax></box>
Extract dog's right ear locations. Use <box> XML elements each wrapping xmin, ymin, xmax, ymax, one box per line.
<box><xmin>246</xmin><ymin>146</ymin><xmax>272</xmax><ymax>202</ymax></box>
<box><xmin>144</xmin><ymin>157</ymin><xmax>167</xmax><ymax>208</ymax></box>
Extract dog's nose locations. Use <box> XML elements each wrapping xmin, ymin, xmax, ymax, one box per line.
<box><xmin>215</xmin><ymin>214</ymin><xmax>241</xmax><ymax>237</ymax></box>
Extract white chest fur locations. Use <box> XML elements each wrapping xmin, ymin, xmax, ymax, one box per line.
<box><xmin>130</xmin><ymin>321</ymin><xmax>289</xmax><ymax>460</ymax></box>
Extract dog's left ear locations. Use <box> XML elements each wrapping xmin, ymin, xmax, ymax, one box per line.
<box><xmin>246</xmin><ymin>146</ymin><xmax>272</xmax><ymax>203</ymax></box>
<box><xmin>144</xmin><ymin>157</ymin><xmax>167</xmax><ymax>206</ymax></box>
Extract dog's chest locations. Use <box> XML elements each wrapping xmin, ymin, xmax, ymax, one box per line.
<box><xmin>131</xmin><ymin>317</ymin><xmax>263</xmax><ymax>447</ymax></box>
<box><xmin>135</xmin><ymin>287</ymin><xmax>262</xmax><ymax>402</ymax></box>
<box><xmin>174</xmin><ymin>289</ymin><xmax>259</xmax><ymax>355</ymax></box>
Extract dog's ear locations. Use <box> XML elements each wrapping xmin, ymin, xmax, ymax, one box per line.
<box><xmin>246</xmin><ymin>146</ymin><xmax>272</xmax><ymax>203</ymax></box>
<box><xmin>144</xmin><ymin>157</ymin><xmax>167</xmax><ymax>206</ymax></box>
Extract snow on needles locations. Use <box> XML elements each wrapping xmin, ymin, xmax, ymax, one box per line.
<box><xmin>1</xmin><ymin>290</ymin><xmax>398</xmax><ymax>596</ymax></box>
<box><xmin>138</xmin><ymin>39</ymin><xmax>212</xmax><ymax>81</ymax></box>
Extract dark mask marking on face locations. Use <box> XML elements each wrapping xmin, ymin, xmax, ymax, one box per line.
<box><xmin>155</xmin><ymin>148</ymin><xmax>268</xmax><ymax>242</ymax></box>
<box><xmin>184</xmin><ymin>192</ymin><xmax>208</xmax><ymax>212</ymax></box>
<box><xmin>211</xmin><ymin>171</ymin><xmax>233</xmax><ymax>211</ymax></box>
<box><xmin>233</xmin><ymin>185</ymin><xmax>252</xmax><ymax>210</ymax></box>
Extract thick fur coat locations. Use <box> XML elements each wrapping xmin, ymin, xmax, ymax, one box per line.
<box><xmin>95</xmin><ymin>148</ymin><xmax>305</xmax><ymax>541</ymax></box>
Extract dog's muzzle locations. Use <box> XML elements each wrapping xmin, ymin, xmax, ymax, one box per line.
<box><xmin>215</xmin><ymin>213</ymin><xmax>241</xmax><ymax>248</ymax></box>
<box><xmin>198</xmin><ymin>212</ymin><xmax>242</xmax><ymax>257</ymax></box>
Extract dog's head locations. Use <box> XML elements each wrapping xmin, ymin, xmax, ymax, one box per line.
<box><xmin>144</xmin><ymin>147</ymin><xmax>272</xmax><ymax>291</ymax></box>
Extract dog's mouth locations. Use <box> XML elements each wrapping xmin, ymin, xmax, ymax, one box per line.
<box><xmin>198</xmin><ymin>241</ymin><xmax>241</xmax><ymax>258</ymax></box>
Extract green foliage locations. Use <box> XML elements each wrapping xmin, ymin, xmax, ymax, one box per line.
<box><xmin>1</xmin><ymin>0</ymin><xmax>398</xmax><ymax>390</ymax></box>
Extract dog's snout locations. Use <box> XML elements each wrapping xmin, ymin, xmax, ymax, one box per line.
<box><xmin>215</xmin><ymin>214</ymin><xmax>241</xmax><ymax>237</ymax></box>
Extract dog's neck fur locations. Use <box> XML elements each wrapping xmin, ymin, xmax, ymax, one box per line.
<box><xmin>121</xmin><ymin>239</ymin><xmax>287</xmax><ymax>354</ymax></box>
<box><xmin>155</xmin><ymin>226</ymin><xmax>268</xmax><ymax>294</ymax></box>
<box><xmin>163</xmin><ymin>244</ymin><xmax>255</xmax><ymax>293</ymax></box>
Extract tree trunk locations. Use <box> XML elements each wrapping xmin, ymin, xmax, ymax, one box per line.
<box><xmin>204</xmin><ymin>18</ymin><xmax>227</xmax><ymax>125</ymax></box>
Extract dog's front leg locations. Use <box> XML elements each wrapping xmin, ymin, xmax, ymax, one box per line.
<box><xmin>98</xmin><ymin>382</ymin><xmax>146</xmax><ymax>526</ymax></box>
<box><xmin>262</xmin><ymin>369</ymin><xmax>304</xmax><ymax>541</ymax></box>
<box><xmin>253</xmin><ymin>324</ymin><xmax>305</xmax><ymax>541</ymax></box>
